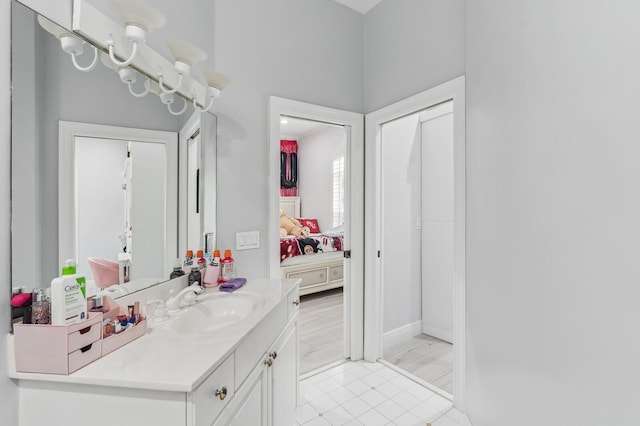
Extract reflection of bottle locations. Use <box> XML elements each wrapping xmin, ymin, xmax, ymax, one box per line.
<box><xmin>204</xmin><ymin>250</ymin><xmax>220</xmax><ymax>288</ymax></box>
<box><xmin>183</xmin><ymin>250</ymin><xmax>194</xmax><ymax>274</ymax></box>
<box><xmin>170</xmin><ymin>258</ymin><xmax>185</xmax><ymax>279</ymax></box>
<box><xmin>31</xmin><ymin>289</ymin><xmax>50</xmax><ymax>325</ymax></box>
<box><xmin>221</xmin><ymin>249</ymin><xmax>235</xmax><ymax>282</ymax></box>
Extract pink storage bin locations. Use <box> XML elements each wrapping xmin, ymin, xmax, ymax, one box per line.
<box><xmin>13</xmin><ymin>313</ymin><xmax>103</xmax><ymax>375</ymax></box>
<box><xmin>100</xmin><ymin>296</ymin><xmax>147</xmax><ymax>356</ymax></box>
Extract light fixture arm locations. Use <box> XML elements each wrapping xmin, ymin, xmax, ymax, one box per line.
<box><xmin>108</xmin><ymin>38</ymin><xmax>139</xmax><ymax>67</ymax></box>
<box><xmin>158</xmin><ymin>72</ymin><xmax>183</xmax><ymax>94</ymax></box>
<box><xmin>193</xmin><ymin>95</ymin><xmax>215</xmax><ymax>113</ymax></box>
<box><xmin>127</xmin><ymin>78</ymin><xmax>151</xmax><ymax>97</ymax></box>
<box><xmin>70</xmin><ymin>45</ymin><xmax>99</xmax><ymax>72</ymax></box>
<box><xmin>167</xmin><ymin>96</ymin><xmax>188</xmax><ymax>115</ymax></box>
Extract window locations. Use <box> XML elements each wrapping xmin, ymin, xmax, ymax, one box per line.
<box><xmin>332</xmin><ymin>156</ymin><xmax>345</xmax><ymax>227</ymax></box>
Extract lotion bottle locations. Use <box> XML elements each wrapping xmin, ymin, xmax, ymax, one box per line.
<box><xmin>203</xmin><ymin>249</ymin><xmax>220</xmax><ymax>288</ymax></box>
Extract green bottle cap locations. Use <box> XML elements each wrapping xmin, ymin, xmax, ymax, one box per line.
<box><xmin>62</xmin><ymin>259</ymin><xmax>76</xmax><ymax>275</ymax></box>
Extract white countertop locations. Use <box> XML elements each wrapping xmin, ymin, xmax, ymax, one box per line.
<box><xmin>8</xmin><ymin>278</ymin><xmax>299</xmax><ymax>393</ymax></box>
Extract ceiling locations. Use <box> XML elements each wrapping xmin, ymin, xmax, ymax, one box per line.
<box><xmin>280</xmin><ymin>116</ymin><xmax>341</xmax><ymax>138</ymax></box>
<box><xmin>331</xmin><ymin>0</ymin><xmax>382</xmax><ymax>14</ymax></box>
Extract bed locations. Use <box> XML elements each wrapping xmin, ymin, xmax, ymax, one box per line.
<box><xmin>280</xmin><ymin>196</ymin><xmax>344</xmax><ymax>296</ymax></box>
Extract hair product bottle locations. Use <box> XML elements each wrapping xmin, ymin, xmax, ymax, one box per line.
<box><xmin>221</xmin><ymin>249</ymin><xmax>235</xmax><ymax>282</ymax></box>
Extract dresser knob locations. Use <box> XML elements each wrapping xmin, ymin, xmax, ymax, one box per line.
<box><xmin>292</xmin><ymin>299</ymin><xmax>300</xmax><ymax>306</ymax></box>
<box><xmin>270</xmin><ymin>351</ymin><xmax>278</xmax><ymax>360</ymax></box>
<box><xmin>265</xmin><ymin>358</ymin><xmax>273</xmax><ymax>367</ymax></box>
<box><xmin>214</xmin><ymin>386</ymin><xmax>227</xmax><ymax>400</ymax></box>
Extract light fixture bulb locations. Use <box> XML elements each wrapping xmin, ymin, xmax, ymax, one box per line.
<box><xmin>166</xmin><ymin>38</ymin><xmax>207</xmax><ymax>76</ymax></box>
<box><xmin>108</xmin><ymin>0</ymin><xmax>166</xmax><ymax>36</ymax></box>
<box><xmin>202</xmin><ymin>69</ymin><xmax>231</xmax><ymax>98</ymax></box>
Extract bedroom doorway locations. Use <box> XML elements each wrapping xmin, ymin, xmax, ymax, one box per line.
<box><xmin>269</xmin><ymin>96</ymin><xmax>365</xmax><ymax>376</ymax></box>
<box><xmin>363</xmin><ymin>77</ymin><xmax>466</xmax><ymax>409</ymax></box>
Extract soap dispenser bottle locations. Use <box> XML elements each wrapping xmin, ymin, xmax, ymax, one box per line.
<box><xmin>170</xmin><ymin>258</ymin><xmax>185</xmax><ymax>279</ymax></box>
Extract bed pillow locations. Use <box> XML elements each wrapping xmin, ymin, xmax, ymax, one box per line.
<box><xmin>297</xmin><ymin>218</ymin><xmax>321</xmax><ymax>234</ymax></box>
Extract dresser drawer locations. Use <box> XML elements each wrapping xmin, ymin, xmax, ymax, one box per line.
<box><xmin>68</xmin><ymin>317</ymin><xmax>102</xmax><ymax>353</ymax></box>
<box><xmin>329</xmin><ymin>264</ymin><xmax>343</xmax><ymax>281</ymax></box>
<box><xmin>68</xmin><ymin>340</ymin><xmax>102</xmax><ymax>373</ymax></box>
<box><xmin>287</xmin><ymin>267</ymin><xmax>328</xmax><ymax>287</ymax></box>
<box><xmin>192</xmin><ymin>353</ymin><xmax>235</xmax><ymax>426</ymax></box>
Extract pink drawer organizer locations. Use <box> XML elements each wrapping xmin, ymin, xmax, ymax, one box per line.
<box><xmin>14</xmin><ymin>313</ymin><xmax>103</xmax><ymax>374</ymax></box>
<box><xmin>13</xmin><ymin>296</ymin><xmax>147</xmax><ymax>375</ymax></box>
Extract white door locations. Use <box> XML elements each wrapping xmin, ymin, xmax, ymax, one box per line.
<box><xmin>420</xmin><ymin>102</ymin><xmax>454</xmax><ymax>343</ymax></box>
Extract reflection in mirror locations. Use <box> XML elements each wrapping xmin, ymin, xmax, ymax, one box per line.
<box><xmin>58</xmin><ymin>121</ymin><xmax>178</xmax><ymax>298</ymax></box>
<box><xmin>10</xmin><ymin>1</ymin><xmax>217</xmax><ymax>324</ymax></box>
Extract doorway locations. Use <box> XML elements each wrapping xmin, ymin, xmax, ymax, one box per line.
<box><xmin>363</xmin><ymin>77</ymin><xmax>466</xmax><ymax>409</ymax></box>
<box><xmin>269</xmin><ymin>96</ymin><xmax>365</xmax><ymax>375</ymax></box>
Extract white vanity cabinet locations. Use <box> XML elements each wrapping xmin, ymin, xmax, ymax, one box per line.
<box><xmin>215</xmin><ymin>289</ymin><xmax>300</xmax><ymax>426</ymax></box>
<box><xmin>11</xmin><ymin>279</ymin><xmax>300</xmax><ymax>426</ymax></box>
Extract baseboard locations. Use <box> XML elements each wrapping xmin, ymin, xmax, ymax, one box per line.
<box><xmin>383</xmin><ymin>320</ymin><xmax>422</xmax><ymax>349</ymax></box>
<box><xmin>422</xmin><ymin>324</ymin><xmax>453</xmax><ymax>344</ymax></box>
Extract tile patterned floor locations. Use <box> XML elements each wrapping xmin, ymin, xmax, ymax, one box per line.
<box><xmin>296</xmin><ymin>361</ymin><xmax>469</xmax><ymax>426</ymax></box>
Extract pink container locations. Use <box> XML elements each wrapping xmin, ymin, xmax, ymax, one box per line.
<box><xmin>88</xmin><ymin>257</ymin><xmax>120</xmax><ymax>288</ymax></box>
<box><xmin>13</xmin><ymin>313</ymin><xmax>103</xmax><ymax>374</ymax></box>
<box><xmin>100</xmin><ymin>296</ymin><xmax>147</xmax><ymax>356</ymax></box>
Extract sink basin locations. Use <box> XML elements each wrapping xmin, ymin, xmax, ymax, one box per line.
<box><xmin>155</xmin><ymin>291</ymin><xmax>264</xmax><ymax>334</ymax></box>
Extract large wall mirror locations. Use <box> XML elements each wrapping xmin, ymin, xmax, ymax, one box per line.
<box><xmin>10</xmin><ymin>0</ymin><xmax>217</xmax><ymax>320</ymax></box>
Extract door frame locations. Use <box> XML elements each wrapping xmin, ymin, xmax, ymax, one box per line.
<box><xmin>363</xmin><ymin>76</ymin><xmax>466</xmax><ymax>410</ymax></box>
<box><xmin>268</xmin><ymin>96</ymin><xmax>364</xmax><ymax>361</ymax></box>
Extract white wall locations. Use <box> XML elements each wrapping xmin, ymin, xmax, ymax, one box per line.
<box><xmin>466</xmin><ymin>1</ymin><xmax>640</xmax><ymax>425</ymax></box>
<box><xmin>381</xmin><ymin>113</ymin><xmax>422</xmax><ymax>333</ymax></box>
<box><xmin>298</xmin><ymin>125</ymin><xmax>346</xmax><ymax>231</ymax></box>
<box><xmin>363</xmin><ymin>0</ymin><xmax>465</xmax><ymax>113</ymax></box>
<box><xmin>2</xmin><ymin>0</ymin><xmax>19</xmax><ymax>423</ymax></box>
<box><xmin>212</xmin><ymin>0</ymin><xmax>363</xmax><ymax>277</ymax></box>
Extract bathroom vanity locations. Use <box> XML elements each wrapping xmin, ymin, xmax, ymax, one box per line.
<box><xmin>8</xmin><ymin>278</ymin><xmax>300</xmax><ymax>426</ymax></box>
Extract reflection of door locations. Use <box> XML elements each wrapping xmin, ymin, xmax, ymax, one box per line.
<box><xmin>187</xmin><ymin>132</ymin><xmax>201</xmax><ymax>251</ymax></box>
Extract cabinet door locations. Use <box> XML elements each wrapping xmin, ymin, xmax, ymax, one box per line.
<box><xmin>228</xmin><ymin>367</ymin><xmax>267</xmax><ymax>426</ymax></box>
<box><xmin>268</xmin><ymin>320</ymin><xmax>298</xmax><ymax>426</ymax></box>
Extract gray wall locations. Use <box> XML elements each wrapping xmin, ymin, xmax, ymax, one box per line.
<box><xmin>211</xmin><ymin>0</ymin><xmax>364</xmax><ymax>277</ymax></box>
<box><xmin>466</xmin><ymin>1</ymin><xmax>640</xmax><ymax>424</ymax></box>
<box><xmin>2</xmin><ymin>1</ymin><xmax>18</xmax><ymax>425</ymax></box>
<box><xmin>363</xmin><ymin>0</ymin><xmax>465</xmax><ymax>113</ymax></box>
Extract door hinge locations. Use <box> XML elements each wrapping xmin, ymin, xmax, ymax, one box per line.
<box><xmin>344</xmin><ymin>250</ymin><xmax>351</xmax><ymax>259</ymax></box>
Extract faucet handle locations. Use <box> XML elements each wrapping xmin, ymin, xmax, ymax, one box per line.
<box><xmin>146</xmin><ymin>299</ymin><xmax>169</xmax><ymax>322</ymax></box>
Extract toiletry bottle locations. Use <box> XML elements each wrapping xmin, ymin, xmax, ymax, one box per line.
<box><xmin>221</xmin><ymin>249</ymin><xmax>235</xmax><ymax>282</ymax></box>
<box><xmin>170</xmin><ymin>258</ymin><xmax>185</xmax><ymax>279</ymax></box>
<box><xmin>197</xmin><ymin>250</ymin><xmax>207</xmax><ymax>269</ymax></box>
<box><xmin>50</xmin><ymin>274</ymin><xmax>87</xmax><ymax>325</ymax></box>
<box><xmin>62</xmin><ymin>259</ymin><xmax>86</xmax><ymax>300</ymax></box>
<box><xmin>31</xmin><ymin>288</ymin><xmax>50</xmax><ymax>325</ymax></box>
<box><xmin>188</xmin><ymin>262</ymin><xmax>202</xmax><ymax>287</ymax></box>
<box><xmin>183</xmin><ymin>250</ymin><xmax>194</xmax><ymax>274</ymax></box>
<box><xmin>89</xmin><ymin>295</ymin><xmax>106</xmax><ymax>312</ymax></box>
<box><xmin>203</xmin><ymin>249</ymin><xmax>221</xmax><ymax>288</ymax></box>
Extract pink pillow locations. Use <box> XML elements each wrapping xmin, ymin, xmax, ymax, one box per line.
<box><xmin>297</xmin><ymin>218</ymin><xmax>320</xmax><ymax>234</ymax></box>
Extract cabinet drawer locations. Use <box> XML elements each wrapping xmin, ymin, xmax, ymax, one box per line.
<box><xmin>329</xmin><ymin>265</ymin><xmax>343</xmax><ymax>281</ymax></box>
<box><xmin>287</xmin><ymin>267</ymin><xmax>328</xmax><ymax>287</ymax></box>
<box><xmin>68</xmin><ymin>340</ymin><xmax>102</xmax><ymax>374</ymax></box>
<box><xmin>192</xmin><ymin>353</ymin><xmax>235</xmax><ymax>426</ymax></box>
<box><xmin>68</xmin><ymin>318</ymin><xmax>102</xmax><ymax>353</ymax></box>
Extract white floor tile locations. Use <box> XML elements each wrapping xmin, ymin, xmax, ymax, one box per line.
<box><xmin>374</xmin><ymin>399</ymin><xmax>405</xmax><ymax>421</ymax></box>
<box><xmin>323</xmin><ymin>405</ymin><xmax>355</xmax><ymax>425</ymax></box>
<box><xmin>359</xmin><ymin>388</ymin><xmax>388</xmax><ymax>407</ymax></box>
<box><xmin>344</xmin><ymin>378</ymin><xmax>372</xmax><ymax>396</ymax></box>
<box><xmin>297</xmin><ymin>360</ymin><xmax>458</xmax><ymax>426</ymax></box>
<box><xmin>357</xmin><ymin>408</ymin><xmax>393</xmax><ymax>426</ymax></box>
<box><xmin>297</xmin><ymin>403</ymin><xmax>321</xmax><ymax>424</ymax></box>
<box><xmin>341</xmin><ymin>396</ymin><xmax>372</xmax><ymax>417</ymax></box>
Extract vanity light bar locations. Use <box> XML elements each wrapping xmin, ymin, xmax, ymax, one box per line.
<box><xmin>71</xmin><ymin>0</ymin><xmax>209</xmax><ymax>109</ymax></box>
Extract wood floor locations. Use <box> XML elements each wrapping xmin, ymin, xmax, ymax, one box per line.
<box><xmin>298</xmin><ymin>288</ymin><xmax>344</xmax><ymax>374</ymax></box>
<box><xmin>384</xmin><ymin>333</ymin><xmax>454</xmax><ymax>395</ymax></box>
<box><xmin>298</xmin><ymin>287</ymin><xmax>453</xmax><ymax>395</ymax></box>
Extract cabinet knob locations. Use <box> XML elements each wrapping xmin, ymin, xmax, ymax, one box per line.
<box><xmin>264</xmin><ymin>358</ymin><xmax>273</xmax><ymax>367</ymax></box>
<box><xmin>292</xmin><ymin>299</ymin><xmax>300</xmax><ymax>306</ymax></box>
<box><xmin>270</xmin><ymin>351</ymin><xmax>278</xmax><ymax>360</ymax></box>
<box><xmin>214</xmin><ymin>386</ymin><xmax>228</xmax><ymax>401</ymax></box>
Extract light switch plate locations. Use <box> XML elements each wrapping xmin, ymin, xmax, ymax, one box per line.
<box><xmin>236</xmin><ymin>231</ymin><xmax>260</xmax><ymax>250</ymax></box>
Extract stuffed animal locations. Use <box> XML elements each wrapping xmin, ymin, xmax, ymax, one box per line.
<box><xmin>280</xmin><ymin>209</ymin><xmax>310</xmax><ymax>237</ymax></box>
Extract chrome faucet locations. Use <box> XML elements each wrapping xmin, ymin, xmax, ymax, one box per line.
<box><xmin>165</xmin><ymin>283</ymin><xmax>204</xmax><ymax>311</ymax></box>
